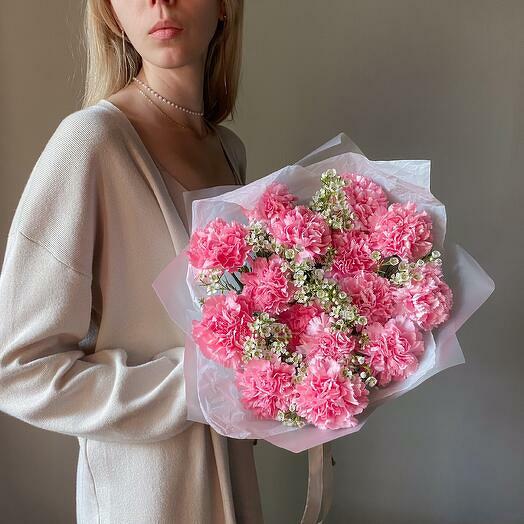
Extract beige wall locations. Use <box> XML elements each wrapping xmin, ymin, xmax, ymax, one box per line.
<box><xmin>1</xmin><ymin>1</ymin><xmax>522</xmax><ymax>522</ymax></box>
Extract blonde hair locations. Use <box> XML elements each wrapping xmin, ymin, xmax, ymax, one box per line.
<box><xmin>80</xmin><ymin>0</ymin><xmax>243</xmax><ymax>125</ymax></box>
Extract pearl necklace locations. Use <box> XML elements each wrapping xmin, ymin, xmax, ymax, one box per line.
<box><xmin>132</xmin><ymin>76</ymin><xmax>204</xmax><ymax>117</ymax></box>
<box><xmin>134</xmin><ymin>83</ymin><xmax>211</xmax><ymax>138</ymax></box>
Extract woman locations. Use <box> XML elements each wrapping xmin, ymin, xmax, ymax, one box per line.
<box><xmin>0</xmin><ymin>0</ymin><xmax>264</xmax><ymax>522</ymax></box>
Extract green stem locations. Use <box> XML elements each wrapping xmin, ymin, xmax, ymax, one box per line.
<box><xmin>231</xmin><ymin>272</ymin><xmax>244</xmax><ymax>290</ymax></box>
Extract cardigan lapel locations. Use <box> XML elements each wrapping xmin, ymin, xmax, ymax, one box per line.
<box><xmin>98</xmin><ymin>99</ymin><xmax>239</xmax><ymax>257</ymax></box>
<box><xmin>142</xmin><ymin>161</ymin><xmax>191</xmax><ymax>255</ymax></box>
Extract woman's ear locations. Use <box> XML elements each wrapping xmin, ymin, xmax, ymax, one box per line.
<box><xmin>218</xmin><ymin>1</ymin><xmax>226</xmax><ymax>21</ymax></box>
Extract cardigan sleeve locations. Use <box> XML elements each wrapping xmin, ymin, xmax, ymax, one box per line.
<box><xmin>0</xmin><ymin>109</ymin><xmax>193</xmax><ymax>444</ymax></box>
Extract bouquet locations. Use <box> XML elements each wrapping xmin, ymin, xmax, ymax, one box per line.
<box><xmin>152</xmin><ymin>132</ymin><xmax>494</xmax><ymax>522</ymax></box>
<box><xmin>185</xmin><ymin>167</ymin><xmax>452</xmax><ymax>432</ymax></box>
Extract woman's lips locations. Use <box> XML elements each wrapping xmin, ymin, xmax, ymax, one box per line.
<box><xmin>150</xmin><ymin>28</ymin><xmax>183</xmax><ymax>40</ymax></box>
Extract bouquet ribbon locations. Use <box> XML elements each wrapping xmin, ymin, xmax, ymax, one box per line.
<box><xmin>301</xmin><ymin>443</ymin><xmax>334</xmax><ymax>524</ymax></box>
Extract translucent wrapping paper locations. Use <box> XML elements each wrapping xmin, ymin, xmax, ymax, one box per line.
<box><xmin>153</xmin><ymin>133</ymin><xmax>495</xmax><ymax>453</ymax></box>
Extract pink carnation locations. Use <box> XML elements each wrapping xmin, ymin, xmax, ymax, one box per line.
<box><xmin>277</xmin><ymin>301</ymin><xmax>324</xmax><ymax>348</ymax></box>
<box><xmin>187</xmin><ymin>217</ymin><xmax>250</xmax><ymax>272</ymax></box>
<box><xmin>339</xmin><ymin>270</ymin><xmax>396</xmax><ymax>325</ymax></box>
<box><xmin>244</xmin><ymin>182</ymin><xmax>298</xmax><ymax>223</ymax></box>
<box><xmin>340</xmin><ymin>172</ymin><xmax>389</xmax><ymax>230</ymax></box>
<box><xmin>269</xmin><ymin>205</ymin><xmax>332</xmax><ymax>263</ymax></box>
<box><xmin>298</xmin><ymin>330</ymin><xmax>358</xmax><ymax>364</ymax></box>
<box><xmin>236</xmin><ymin>358</ymin><xmax>296</xmax><ymax>419</ymax></box>
<box><xmin>326</xmin><ymin>230</ymin><xmax>378</xmax><ymax>278</ymax></box>
<box><xmin>294</xmin><ymin>357</ymin><xmax>369</xmax><ymax>429</ymax></box>
<box><xmin>240</xmin><ymin>254</ymin><xmax>297</xmax><ymax>315</ymax></box>
<box><xmin>192</xmin><ymin>291</ymin><xmax>254</xmax><ymax>370</ymax></box>
<box><xmin>360</xmin><ymin>315</ymin><xmax>425</xmax><ymax>386</ymax></box>
<box><xmin>393</xmin><ymin>262</ymin><xmax>453</xmax><ymax>331</ymax></box>
<box><xmin>369</xmin><ymin>201</ymin><xmax>433</xmax><ymax>261</ymax></box>
<box><xmin>303</xmin><ymin>311</ymin><xmax>335</xmax><ymax>337</ymax></box>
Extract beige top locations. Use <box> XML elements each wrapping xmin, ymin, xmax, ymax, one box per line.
<box><xmin>0</xmin><ymin>98</ymin><xmax>263</xmax><ymax>524</ymax></box>
<box><xmin>157</xmin><ymin>127</ymin><xmax>241</xmax><ymax>235</ymax></box>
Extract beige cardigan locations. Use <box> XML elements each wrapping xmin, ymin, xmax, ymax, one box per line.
<box><xmin>0</xmin><ymin>99</ymin><xmax>264</xmax><ymax>524</ymax></box>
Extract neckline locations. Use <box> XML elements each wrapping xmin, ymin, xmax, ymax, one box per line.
<box><xmin>97</xmin><ymin>98</ymin><xmax>241</xmax><ymax>191</ymax></box>
<box><xmin>157</xmin><ymin>164</ymin><xmax>189</xmax><ymax>191</ymax></box>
